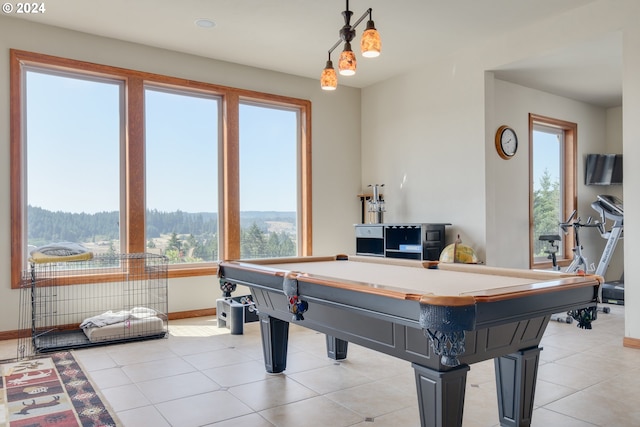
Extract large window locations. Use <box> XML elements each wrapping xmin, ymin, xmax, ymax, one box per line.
<box><xmin>239</xmin><ymin>102</ymin><xmax>299</xmax><ymax>259</ymax></box>
<box><xmin>10</xmin><ymin>50</ymin><xmax>312</xmax><ymax>288</ymax></box>
<box><xmin>144</xmin><ymin>87</ymin><xmax>220</xmax><ymax>263</ymax></box>
<box><xmin>25</xmin><ymin>70</ymin><xmax>123</xmax><ymax>253</ymax></box>
<box><xmin>529</xmin><ymin>113</ymin><xmax>577</xmax><ymax>268</ymax></box>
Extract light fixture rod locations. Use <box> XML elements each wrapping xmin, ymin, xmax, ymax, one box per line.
<box><xmin>327</xmin><ymin>8</ymin><xmax>373</xmax><ymax>55</ymax></box>
<box><xmin>328</xmin><ymin>39</ymin><xmax>342</xmax><ymax>55</ymax></box>
<box><xmin>351</xmin><ymin>8</ymin><xmax>372</xmax><ymax>30</ymax></box>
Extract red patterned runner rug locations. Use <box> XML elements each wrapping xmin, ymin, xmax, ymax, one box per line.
<box><xmin>1</xmin><ymin>351</ymin><xmax>118</xmax><ymax>426</ymax></box>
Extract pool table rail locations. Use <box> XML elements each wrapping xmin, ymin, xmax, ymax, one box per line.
<box><xmin>220</xmin><ymin>256</ymin><xmax>602</xmax><ymax>308</ymax></box>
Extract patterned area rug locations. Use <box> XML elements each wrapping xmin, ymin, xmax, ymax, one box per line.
<box><xmin>1</xmin><ymin>351</ymin><xmax>118</xmax><ymax>426</ymax></box>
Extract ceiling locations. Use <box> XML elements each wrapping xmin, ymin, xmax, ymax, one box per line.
<box><xmin>8</xmin><ymin>0</ymin><xmax>622</xmax><ymax>108</ymax></box>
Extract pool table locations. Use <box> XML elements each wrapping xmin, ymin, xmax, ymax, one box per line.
<box><xmin>217</xmin><ymin>255</ymin><xmax>601</xmax><ymax>427</ymax></box>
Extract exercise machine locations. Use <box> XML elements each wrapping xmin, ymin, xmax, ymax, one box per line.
<box><xmin>539</xmin><ymin>233</ymin><xmax>562</xmax><ymax>271</ymax></box>
<box><xmin>540</xmin><ymin>212</ymin><xmax>595</xmax><ymax>323</ymax></box>
<box><xmin>591</xmin><ymin>194</ymin><xmax>624</xmax><ymax>304</ymax></box>
<box><xmin>540</xmin><ymin>210</ymin><xmax>600</xmax><ymax>273</ymax></box>
<box><xmin>539</xmin><ymin>206</ymin><xmax>613</xmax><ymax>323</ymax></box>
<box><xmin>561</xmin><ymin>211</ymin><xmax>602</xmax><ymax>275</ymax></box>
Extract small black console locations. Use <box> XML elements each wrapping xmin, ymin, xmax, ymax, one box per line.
<box><xmin>355</xmin><ymin>223</ymin><xmax>450</xmax><ymax>261</ymax></box>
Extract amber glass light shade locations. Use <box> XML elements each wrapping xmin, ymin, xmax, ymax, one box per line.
<box><xmin>320</xmin><ymin>61</ymin><xmax>338</xmax><ymax>90</ymax></box>
<box><xmin>338</xmin><ymin>42</ymin><xmax>357</xmax><ymax>76</ymax></box>
<box><xmin>361</xmin><ymin>20</ymin><xmax>381</xmax><ymax>58</ymax></box>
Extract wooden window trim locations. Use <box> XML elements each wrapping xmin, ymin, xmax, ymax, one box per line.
<box><xmin>10</xmin><ymin>49</ymin><xmax>312</xmax><ymax>288</ymax></box>
<box><xmin>529</xmin><ymin>113</ymin><xmax>577</xmax><ymax>269</ymax></box>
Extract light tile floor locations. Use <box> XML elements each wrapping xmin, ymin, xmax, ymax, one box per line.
<box><xmin>1</xmin><ymin>304</ymin><xmax>638</xmax><ymax>426</ymax></box>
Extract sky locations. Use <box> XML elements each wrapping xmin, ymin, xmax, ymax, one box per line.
<box><xmin>26</xmin><ymin>70</ymin><xmax>297</xmax><ymax>214</ymax></box>
<box><xmin>532</xmin><ymin>129</ymin><xmax>561</xmax><ymax>191</ymax></box>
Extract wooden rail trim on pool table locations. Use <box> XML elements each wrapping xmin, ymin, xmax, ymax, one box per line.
<box><xmin>465</xmin><ymin>276</ymin><xmax>600</xmax><ymax>302</ymax></box>
<box><xmin>220</xmin><ymin>255</ymin><xmax>341</xmax><ymax>265</ymax></box>
<box><xmin>345</xmin><ymin>255</ymin><xmax>439</xmax><ymax>268</ymax></box>
<box><xmin>222</xmin><ymin>255</ymin><xmax>436</xmax><ymax>268</ymax></box>
<box><xmin>419</xmin><ymin>294</ymin><xmax>477</xmax><ymax>307</ymax></box>
<box><xmin>220</xmin><ymin>258</ymin><xmax>601</xmax><ymax>308</ymax></box>
<box><xmin>438</xmin><ymin>262</ymin><xmax>586</xmax><ymax>279</ymax></box>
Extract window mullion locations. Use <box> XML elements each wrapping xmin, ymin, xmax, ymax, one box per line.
<box><xmin>222</xmin><ymin>92</ymin><xmax>241</xmax><ymax>259</ymax></box>
<box><xmin>10</xmin><ymin>51</ymin><xmax>25</xmax><ymax>288</ymax></box>
<box><xmin>126</xmin><ymin>77</ymin><xmax>146</xmax><ymax>254</ymax></box>
<box><xmin>300</xmin><ymin>105</ymin><xmax>313</xmax><ymax>256</ymax></box>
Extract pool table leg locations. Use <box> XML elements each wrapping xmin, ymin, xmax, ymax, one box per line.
<box><xmin>494</xmin><ymin>346</ymin><xmax>542</xmax><ymax>427</ymax></box>
<box><xmin>259</xmin><ymin>314</ymin><xmax>290</xmax><ymax>373</ymax></box>
<box><xmin>326</xmin><ymin>335</ymin><xmax>349</xmax><ymax>360</ymax></box>
<box><xmin>412</xmin><ymin>362</ymin><xmax>470</xmax><ymax>427</ymax></box>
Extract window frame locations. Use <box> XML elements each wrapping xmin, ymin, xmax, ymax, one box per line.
<box><xmin>10</xmin><ymin>49</ymin><xmax>312</xmax><ymax>288</ymax></box>
<box><xmin>143</xmin><ymin>83</ymin><xmax>222</xmax><ymax>263</ymax></box>
<box><xmin>528</xmin><ymin>113</ymin><xmax>577</xmax><ymax>269</ymax></box>
<box><xmin>238</xmin><ymin>100</ymin><xmax>303</xmax><ymax>259</ymax></box>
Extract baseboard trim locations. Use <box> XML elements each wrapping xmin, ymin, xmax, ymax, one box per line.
<box><xmin>168</xmin><ymin>308</ymin><xmax>216</xmax><ymax>320</ymax></box>
<box><xmin>0</xmin><ymin>330</ymin><xmax>22</xmax><ymax>341</ymax></box>
<box><xmin>0</xmin><ymin>308</ymin><xmax>217</xmax><ymax>341</ymax></box>
<box><xmin>623</xmin><ymin>336</ymin><xmax>640</xmax><ymax>349</ymax></box>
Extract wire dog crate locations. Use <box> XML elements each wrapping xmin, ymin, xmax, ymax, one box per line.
<box><xmin>18</xmin><ymin>253</ymin><xmax>168</xmax><ymax>359</ymax></box>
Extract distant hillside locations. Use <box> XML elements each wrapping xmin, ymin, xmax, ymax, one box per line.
<box><xmin>27</xmin><ymin>205</ymin><xmax>296</xmax><ymax>247</ymax></box>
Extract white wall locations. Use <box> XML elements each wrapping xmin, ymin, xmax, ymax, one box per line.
<box><xmin>602</xmin><ymin>107</ymin><xmax>624</xmax><ymax>280</ymax></box>
<box><xmin>622</xmin><ymin>12</ymin><xmax>640</xmax><ymax>341</ymax></box>
<box><xmin>362</xmin><ymin>0</ymin><xmax>639</xmax><ymax>342</ymax></box>
<box><xmin>0</xmin><ymin>16</ymin><xmax>362</xmax><ymax>333</ymax></box>
<box><xmin>361</xmin><ymin>55</ymin><xmax>488</xmax><ymax>258</ymax></box>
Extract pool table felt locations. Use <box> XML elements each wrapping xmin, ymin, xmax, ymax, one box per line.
<box><xmin>226</xmin><ymin>255</ymin><xmax>601</xmax><ymax>306</ymax></box>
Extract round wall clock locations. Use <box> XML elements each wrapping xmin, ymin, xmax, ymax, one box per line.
<box><xmin>495</xmin><ymin>125</ymin><xmax>518</xmax><ymax>160</ymax></box>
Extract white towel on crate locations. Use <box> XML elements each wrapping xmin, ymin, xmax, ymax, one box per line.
<box><xmin>80</xmin><ymin>307</ymin><xmax>158</xmax><ymax>329</ymax></box>
<box><xmin>80</xmin><ymin>310</ymin><xmax>131</xmax><ymax>329</ymax></box>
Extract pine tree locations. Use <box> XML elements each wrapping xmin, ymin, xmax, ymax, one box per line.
<box><xmin>167</xmin><ymin>232</ymin><xmax>182</xmax><ymax>252</ymax></box>
<box><xmin>278</xmin><ymin>232</ymin><xmax>296</xmax><ymax>257</ymax></box>
<box><xmin>533</xmin><ymin>169</ymin><xmax>560</xmax><ymax>256</ymax></box>
<box><xmin>267</xmin><ymin>232</ymin><xmax>281</xmax><ymax>257</ymax></box>
<box><xmin>241</xmin><ymin>223</ymin><xmax>267</xmax><ymax>258</ymax></box>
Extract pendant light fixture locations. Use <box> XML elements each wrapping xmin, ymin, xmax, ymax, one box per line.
<box><xmin>360</xmin><ymin>18</ymin><xmax>381</xmax><ymax>58</ymax></box>
<box><xmin>339</xmin><ymin>42</ymin><xmax>357</xmax><ymax>76</ymax></box>
<box><xmin>320</xmin><ymin>52</ymin><xmax>338</xmax><ymax>90</ymax></box>
<box><xmin>320</xmin><ymin>0</ymin><xmax>381</xmax><ymax>90</ymax></box>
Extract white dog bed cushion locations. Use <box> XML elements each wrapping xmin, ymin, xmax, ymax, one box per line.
<box><xmin>83</xmin><ymin>315</ymin><xmax>165</xmax><ymax>343</ymax></box>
